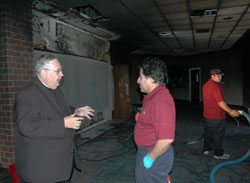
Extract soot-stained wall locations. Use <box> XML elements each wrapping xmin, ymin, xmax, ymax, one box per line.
<box><xmin>32</xmin><ymin>10</ymin><xmax>110</xmax><ymax>62</ymax></box>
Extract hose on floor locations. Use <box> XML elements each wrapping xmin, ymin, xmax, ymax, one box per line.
<box><xmin>170</xmin><ymin>158</ymin><xmax>246</xmax><ymax>183</ymax></box>
<box><xmin>184</xmin><ymin>110</ymin><xmax>244</xmax><ymax>145</ymax></box>
<box><xmin>209</xmin><ymin>149</ymin><xmax>250</xmax><ymax>183</ymax></box>
<box><xmin>208</xmin><ymin>110</ymin><xmax>250</xmax><ymax>183</ymax></box>
<box><xmin>173</xmin><ymin>110</ymin><xmax>250</xmax><ymax>183</ymax></box>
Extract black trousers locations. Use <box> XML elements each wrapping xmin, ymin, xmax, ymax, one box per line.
<box><xmin>203</xmin><ymin>118</ymin><xmax>226</xmax><ymax>156</ymax></box>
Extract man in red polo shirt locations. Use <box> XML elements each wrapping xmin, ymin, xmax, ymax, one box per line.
<box><xmin>134</xmin><ymin>57</ymin><xmax>176</xmax><ymax>183</ymax></box>
<box><xmin>202</xmin><ymin>68</ymin><xmax>239</xmax><ymax>159</ymax></box>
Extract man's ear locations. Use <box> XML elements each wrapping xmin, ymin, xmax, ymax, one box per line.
<box><xmin>40</xmin><ymin>69</ymin><xmax>47</xmax><ymax>79</ymax></box>
<box><xmin>149</xmin><ymin>77</ymin><xmax>155</xmax><ymax>84</ymax></box>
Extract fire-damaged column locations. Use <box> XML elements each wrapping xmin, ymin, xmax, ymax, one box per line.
<box><xmin>0</xmin><ymin>0</ymin><xmax>33</xmax><ymax>168</ymax></box>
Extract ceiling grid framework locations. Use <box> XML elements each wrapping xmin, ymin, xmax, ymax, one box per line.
<box><xmin>36</xmin><ymin>0</ymin><xmax>250</xmax><ymax>56</ymax></box>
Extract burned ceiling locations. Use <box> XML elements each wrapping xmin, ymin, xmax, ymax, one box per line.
<box><xmin>33</xmin><ymin>0</ymin><xmax>250</xmax><ymax>56</ymax></box>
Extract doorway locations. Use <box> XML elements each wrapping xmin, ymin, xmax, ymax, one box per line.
<box><xmin>113</xmin><ymin>64</ymin><xmax>132</xmax><ymax>118</ymax></box>
<box><xmin>189</xmin><ymin>68</ymin><xmax>201</xmax><ymax>102</ymax></box>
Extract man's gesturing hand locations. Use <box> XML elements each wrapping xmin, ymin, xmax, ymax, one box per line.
<box><xmin>64</xmin><ymin>114</ymin><xmax>83</xmax><ymax>130</ymax></box>
<box><xmin>75</xmin><ymin>106</ymin><xmax>95</xmax><ymax>119</ymax></box>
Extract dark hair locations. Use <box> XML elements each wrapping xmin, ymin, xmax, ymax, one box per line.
<box><xmin>139</xmin><ymin>57</ymin><xmax>168</xmax><ymax>85</ymax></box>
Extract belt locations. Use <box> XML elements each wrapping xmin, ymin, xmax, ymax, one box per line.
<box><xmin>137</xmin><ymin>146</ymin><xmax>153</xmax><ymax>152</ymax></box>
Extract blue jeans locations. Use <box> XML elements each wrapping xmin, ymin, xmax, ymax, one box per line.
<box><xmin>203</xmin><ymin>118</ymin><xmax>226</xmax><ymax>156</ymax></box>
<box><xmin>135</xmin><ymin>145</ymin><xmax>174</xmax><ymax>183</ymax></box>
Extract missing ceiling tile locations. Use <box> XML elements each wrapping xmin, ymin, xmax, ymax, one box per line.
<box><xmin>73</xmin><ymin>5</ymin><xmax>110</xmax><ymax>22</ymax></box>
<box><xmin>191</xmin><ymin>9</ymin><xmax>217</xmax><ymax>18</ymax></box>
<box><xmin>223</xmin><ymin>17</ymin><xmax>233</xmax><ymax>20</ymax></box>
<box><xmin>195</xmin><ymin>29</ymin><xmax>210</xmax><ymax>33</ymax></box>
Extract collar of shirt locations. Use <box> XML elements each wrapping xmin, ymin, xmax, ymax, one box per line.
<box><xmin>209</xmin><ymin>78</ymin><xmax>220</xmax><ymax>85</ymax></box>
<box><xmin>144</xmin><ymin>85</ymin><xmax>166</xmax><ymax>101</ymax></box>
<box><xmin>38</xmin><ymin>76</ymin><xmax>51</xmax><ymax>89</ymax></box>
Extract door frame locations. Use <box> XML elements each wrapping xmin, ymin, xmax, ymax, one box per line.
<box><xmin>189</xmin><ymin>67</ymin><xmax>201</xmax><ymax>102</ymax></box>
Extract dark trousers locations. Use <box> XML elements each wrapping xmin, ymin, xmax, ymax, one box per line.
<box><xmin>203</xmin><ymin>118</ymin><xmax>226</xmax><ymax>156</ymax></box>
<box><xmin>135</xmin><ymin>145</ymin><xmax>174</xmax><ymax>183</ymax></box>
<box><xmin>19</xmin><ymin>178</ymin><xmax>71</xmax><ymax>183</ymax></box>
<box><xmin>19</xmin><ymin>159</ymin><xmax>75</xmax><ymax>183</ymax></box>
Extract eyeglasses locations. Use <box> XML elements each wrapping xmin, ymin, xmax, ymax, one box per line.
<box><xmin>44</xmin><ymin>68</ymin><xmax>63</xmax><ymax>75</ymax></box>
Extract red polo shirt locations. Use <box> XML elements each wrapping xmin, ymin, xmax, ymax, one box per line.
<box><xmin>202</xmin><ymin>79</ymin><xmax>226</xmax><ymax>119</ymax></box>
<box><xmin>134</xmin><ymin>85</ymin><xmax>176</xmax><ymax>147</ymax></box>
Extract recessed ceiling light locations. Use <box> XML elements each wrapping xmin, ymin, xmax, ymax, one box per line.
<box><xmin>223</xmin><ymin>17</ymin><xmax>233</xmax><ymax>20</ymax></box>
<box><xmin>159</xmin><ymin>31</ymin><xmax>172</xmax><ymax>37</ymax></box>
